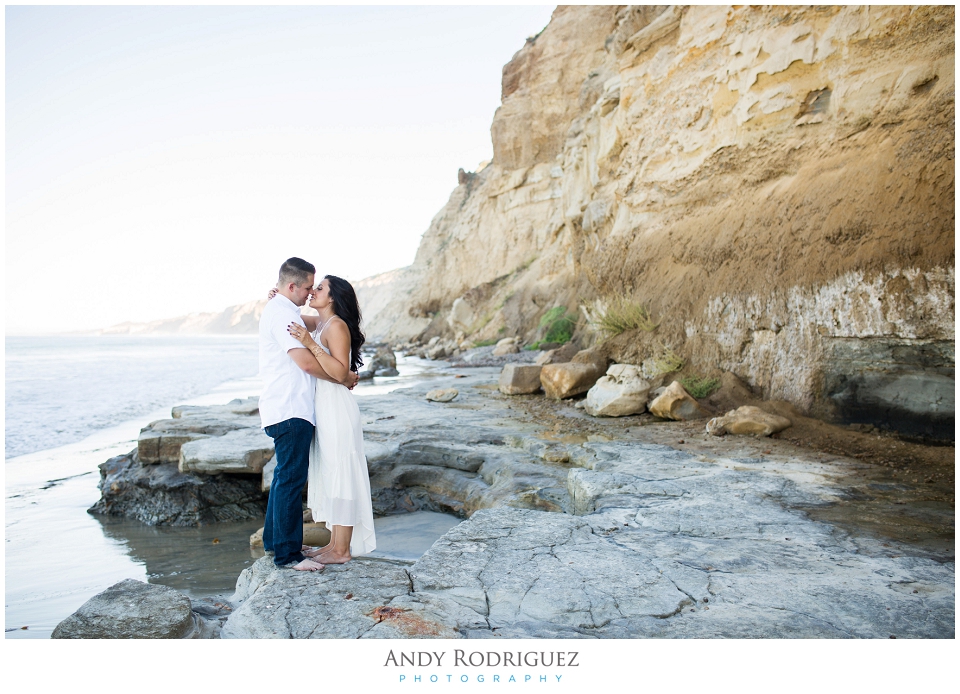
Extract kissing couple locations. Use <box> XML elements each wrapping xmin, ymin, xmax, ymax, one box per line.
<box><xmin>258</xmin><ymin>256</ymin><xmax>376</xmax><ymax>571</ymax></box>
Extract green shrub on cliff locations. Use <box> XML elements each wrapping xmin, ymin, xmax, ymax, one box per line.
<box><xmin>680</xmin><ymin>374</ymin><xmax>721</xmax><ymax>399</ymax></box>
<box><xmin>539</xmin><ymin>306</ymin><xmax>566</xmax><ymax>327</ymax></box>
<box><xmin>534</xmin><ymin>306</ymin><xmax>576</xmax><ymax>348</ymax></box>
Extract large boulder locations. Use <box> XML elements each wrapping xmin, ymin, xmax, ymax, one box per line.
<box><xmin>535</xmin><ymin>342</ymin><xmax>579</xmax><ymax>365</ymax></box>
<box><xmin>250</xmin><ymin>523</ymin><xmax>330</xmax><ymax>549</ymax></box>
<box><xmin>447</xmin><ymin>297</ymin><xmax>475</xmax><ymax>332</ymax></box>
<box><xmin>571</xmin><ymin>348</ymin><xmax>609</xmax><ymax>371</ymax></box>
<box><xmin>706</xmin><ymin>405</ymin><xmax>793</xmax><ymax>437</ymax></box>
<box><xmin>179</xmin><ymin>429</ymin><xmax>275</xmax><ymax>475</ymax></box>
<box><xmin>540</xmin><ymin>362</ymin><xmax>605</xmax><ymax>399</ymax></box>
<box><xmin>369</xmin><ymin>345</ymin><xmax>397</xmax><ymax>372</ymax></box>
<box><xmin>492</xmin><ymin>337</ymin><xmax>520</xmax><ymax>356</ymax></box>
<box><xmin>584</xmin><ymin>364</ymin><xmax>651</xmax><ymax>417</ymax></box>
<box><xmin>302</xmin><ymin>523</ymin><xmax>331</xmax><ymax>547</ymax></box>
<box><xmin>364</xmin><ymin>345</ymin><xmax>399</xmax><ymax>377</ymax></box>
<box><xmin>648</xmin><ymin>381</ymin><xmax>710</xmax><ymax>421</ymax></box>
<box><xmin>52</xmin><ymin>579</ymin><xmax>196</xmax><ymax>639</ymax></box>
<box><xmin>426</xmin><ymin>344</ymin><xmax>448</xmax><ymax>360</ymax></box>
<box><xmin>498</xmin><ymin>364</ymin><xmax>543</xmax><ymax>395</ymax></box>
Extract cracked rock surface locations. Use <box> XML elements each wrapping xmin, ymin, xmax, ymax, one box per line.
<box><xmin>224</xmin><ymin>500</ymin><xmax>952</xmax><ymax>639</ymax></box>
<box><xmin>222</xmin><ymin>369</ymin><xmax>954</xmax><ymax>639</ymax></box>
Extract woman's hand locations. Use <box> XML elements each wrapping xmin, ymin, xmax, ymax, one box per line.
<box><xmin>267</xmin><ymin>288</ymin><xmax>278</xmax><ymax>300</ymax></box>
<box><xmin>287</xmin><ymin>322</ymin><xmax>316</xmax><ymax>348</ymax></box>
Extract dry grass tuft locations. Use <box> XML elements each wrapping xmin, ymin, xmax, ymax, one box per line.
<box><xmin>649</xmin><ymin>344</ymin><xmax>684</xmax><ymax>376</ymax></box>
<box><xmin>591</xmin><ymin>295</ymin><xmax>658</xmax><ymax>337</ymax></box>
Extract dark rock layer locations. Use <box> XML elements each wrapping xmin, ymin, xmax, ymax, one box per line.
<box><xmin>88</xmin><ymin>451</ymin><xmax>267</xmax><ymax>526</ymax></box>
<box><xmin>823</xmin><ymin>338</ymin><xmax>954</xmax><ymax>442</ymax></box>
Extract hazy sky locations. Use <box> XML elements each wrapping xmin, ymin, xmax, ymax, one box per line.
<box><xmin>5</xmin><ymin>5</ymin><xmax>556</xmax><ymax>333</ymax></box>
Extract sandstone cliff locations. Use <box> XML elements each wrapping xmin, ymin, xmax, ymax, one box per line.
<box><xmin>362</xmin><ymin>5</ymin><xmax>955</xmax><ymax>440</ymax></box>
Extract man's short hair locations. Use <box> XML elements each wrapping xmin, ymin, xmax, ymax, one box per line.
<box><xmin>278</xmin><ymin>257</ymin><xmax>316</xmax><ymax>286</ymax></box>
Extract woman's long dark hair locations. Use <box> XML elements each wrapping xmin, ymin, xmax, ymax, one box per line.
<box><xmin>324</xmin><ymin>274</ymin><xmax>365</xmax><ymax>372</ymax></box>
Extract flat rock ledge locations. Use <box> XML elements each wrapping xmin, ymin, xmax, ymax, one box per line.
<box><xmin>179</xmin><ymin>428</ymin><xmax>274</xmax><ymax>474</ymax></box>
<box><xmin>224</xmin><ymin>498</ymin><xmax>953</xmax><ymax>638</ymax></box>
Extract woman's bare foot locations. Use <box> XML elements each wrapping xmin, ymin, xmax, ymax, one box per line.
<box><xmin>303</xmin><ymin>544</ymin><xmax>333</xmax><ymax>558</ymax></box>
<box><xmin>318</xmin><ymin>551</ymin><xmax>351</xmax><ymax>565</ymax></box>
<box><xmin>293</xmin><ymin>558</ymin><xmax>325</xmax><ymax>572</ymax></box>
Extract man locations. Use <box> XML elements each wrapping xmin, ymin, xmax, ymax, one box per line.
<box><xmin>258</xmin><ymin>257</ymin><xmax>358</xmax><ymax>567</ymax></box>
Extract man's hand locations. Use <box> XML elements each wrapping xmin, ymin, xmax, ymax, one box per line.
<box><xmin>345</xmin><ymin>371</ymin><xmax>360</xmax><ymax>390</ymax></box>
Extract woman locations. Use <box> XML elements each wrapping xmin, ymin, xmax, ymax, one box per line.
<box><xmin>275</xmin><ymin>275</ymin><xmax>377</xmax><ymax>570</ymax></box>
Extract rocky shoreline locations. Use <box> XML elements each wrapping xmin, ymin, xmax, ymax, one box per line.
<box><xmin>35</xmin><ymin>4</ymin><xmax>956</xmax><ymax>643</ymax></box>
<box><xmin>62</xmin><ymin>351</ymin><xmax>954</xmax><ymax>639</ymax></box>
<box><xmin>88</xmin><ymin>397</ymin><xmax>269</xmax><ymax>526</ymax></box>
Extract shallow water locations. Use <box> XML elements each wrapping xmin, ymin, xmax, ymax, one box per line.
<box><xmin>5</xmin><ymin>344</ymin><xmax>458</xmax><ymax>639</ymax></box>
<box><xmin>6</xmin><ymin>460</ymin><xmax>460</xmax><ymax>639</ymax></box>
<box><xmin>367</xmin><ymin>511</ymin><xmax>463</xmax><ymax>563</ymax></box>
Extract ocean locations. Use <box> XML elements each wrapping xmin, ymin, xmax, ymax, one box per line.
<box><xmin>5</xmin><ymin>335</ymin><xmax>262</xmax><ymax>459</ymax></box>
<box><xmin>4</xmin><ymin>334</ymin><xmax>454</xmax><ymax>638</ymax></box>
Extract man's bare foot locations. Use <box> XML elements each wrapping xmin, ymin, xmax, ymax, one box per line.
<box><xmin>293</xmin><ymin>558</ymin><xmax>325</xmax><ymax>572</ymax></box>
<box><xmin>318</xmin><ymin>551</ymin><xmax>351</xmax><ymax>565</ymax></box>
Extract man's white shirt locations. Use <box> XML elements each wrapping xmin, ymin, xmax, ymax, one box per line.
<box><xmin>258</xmin><ymin>294</ymin><xmax>316</xmax><ymax>428</ymax></box>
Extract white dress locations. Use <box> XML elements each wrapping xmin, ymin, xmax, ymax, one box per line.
<box><xmin>306</xmin><ymin>323</ymin><xmax>377</xmax><ymax>556</ymax></box>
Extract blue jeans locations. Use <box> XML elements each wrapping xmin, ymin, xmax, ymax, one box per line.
<box><xmin>263</xmin><ymin>417</ymin><xmax>314</xmax><ymax>566</ymax></box>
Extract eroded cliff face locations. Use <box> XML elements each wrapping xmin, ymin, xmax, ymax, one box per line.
<box><xmin>362</xmin><ymin>5</ymin><xmax>955</xmax><ymax>438</ymax></box>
